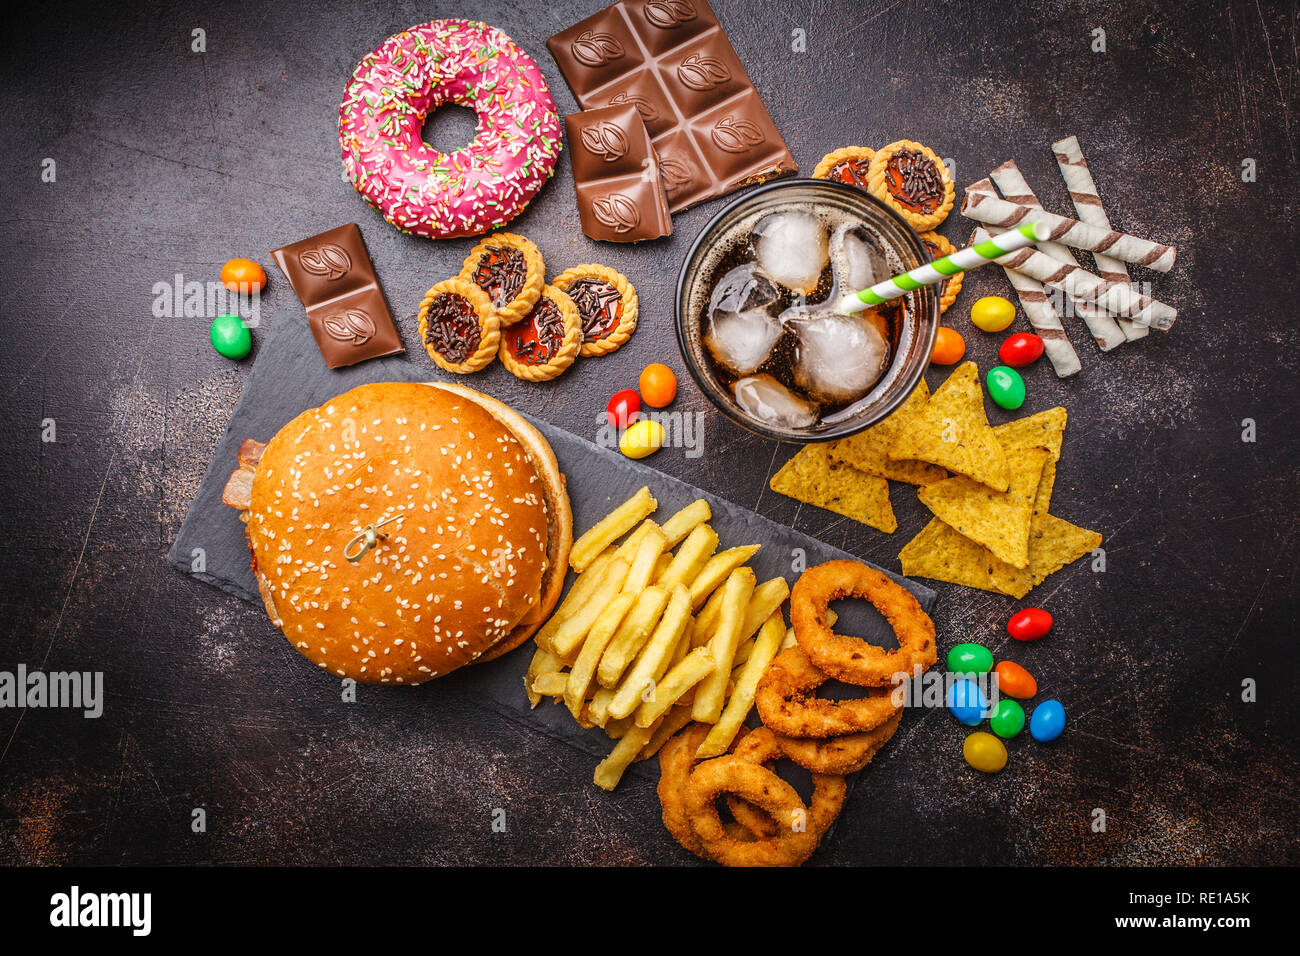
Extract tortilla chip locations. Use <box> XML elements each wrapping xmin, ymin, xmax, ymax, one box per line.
<box><xmin>993</xmin><ymin>406</ymin><xmax>1067</xmax><ymax>512</ymax></box>
<box><xmin>828</xmin><ymin>381</ymin><xmax>948</xmax><ymax>485</ymax></box>
<box><xmin>899</xmin><ymin>514</ymin><xmax>1102</xmax><ymax>599</ymax></box>
<box><xmin>770</xmin><ymin>444</ymin><xmax>896</xmax><ymax>533</ymax></box>
<box><xmin>916</xmin><ymin>445</ymin><xmax>1050</xmax><ymax>568</ymax></box>
<box><xmin>887</xmin><ymin>362</ymin><xmax>1009</xmax><ymax>491</ymax></box>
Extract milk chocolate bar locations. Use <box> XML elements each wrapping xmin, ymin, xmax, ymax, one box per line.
<box><xmin>547</xmin><ymin>0</ymin><xmax>796</xmax><ymax>213</ymax></box>
<box><xmin>566</xmin><ymin>104</ymin><xmax>672</xmax><ymax>242</ymax></box>
<box><xmin>271</xmin><ymin>223</ymin><xmax>404</xmax><ymax>369</ymax></box>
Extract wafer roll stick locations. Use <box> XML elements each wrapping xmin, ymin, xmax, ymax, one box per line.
<box><xmin>961</xmin><ymin>190</ymin><xmax>1176</xmax><ymax>273</ymax></box>
<box><xmin>962</xmin><ymin>182</ymin><xmax>1175</xmax><ymax>329</ymax></box>
<box><xmin>1053</xmin><ymin>136</ymin><xmax>1147</xmax><ymax>342</ymax></box>
<box><xmin>987</xmin><ymin>163</ymin><xmax>1126</xmax><ymax>351</ymax></box>
<box><xmin>969</xmin><ymin>219</ymin><xmax>1081</xmax><ymax>378</ymax></box>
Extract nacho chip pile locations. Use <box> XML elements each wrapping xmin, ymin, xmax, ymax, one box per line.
<box><xmin>769</xmin><ymin>362</ymin><xmax>1101</xmax><ymax>598</ymax></box>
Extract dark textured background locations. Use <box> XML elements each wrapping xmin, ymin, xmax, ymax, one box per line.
<box><xmin>1</xmin><ymin>0</ymin><xmax>1296</xmax><ymax>866</ymax></box>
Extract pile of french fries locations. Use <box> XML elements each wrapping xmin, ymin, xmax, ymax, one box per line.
<box><xmin>526</xmin><ymin>488</ymin><xmax>795</xmax><ymax>790</ymax></box>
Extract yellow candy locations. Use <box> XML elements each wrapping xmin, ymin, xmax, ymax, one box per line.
<box><xmin>963</xmin><ymin>731</ymin><xmax>1008</xmax><ymax>773</ymax></box>
<box><xmin>970</xmin><ymin>295</ymin><xmax>1016</xmax><ymax>333</ymax></box>
<box><xmin>619</xmin><ymin>419</ymin><xmax>665</xmax><ymax>459</ymax></box>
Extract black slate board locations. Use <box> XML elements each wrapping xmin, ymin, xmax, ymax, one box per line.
<box><xmin>166</xmin><ymin>284</ymin><xmax>935</xmax><ymax>776</ymax></box>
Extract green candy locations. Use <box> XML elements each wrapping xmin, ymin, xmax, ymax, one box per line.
<box><xmin>210</xmin><ymin>313</ymin><xmax>252</xmax><ymax>360</ymax></box>
<box><xmin>946</xmin><ymin>642</ymin><xmax>994</xmax><ymax>675</ymax></box>
<box><xmin>990</xmin><ymin>699</ymin><xmax>1026</xmax><ymax>739</ymax></box>
<box><xmin>986</xmin><ymin>365</ymin><xmax>1026</xmax><ymax>410</ymax></box>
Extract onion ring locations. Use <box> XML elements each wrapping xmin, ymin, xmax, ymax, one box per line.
<box><xmin>771</xmin><ymin>709</ymin><xmax>903</xmax><ymax>775</ymax></box>
<box><xmin>791</xmin><ymin>560</ymin><xmax>937</xmax><ymax>687</ymax></box>
<box><xmin>726</xmin><ymin>727</ymin><xmax>847</xmax><ymax>841</ymax></box>
<box><xmin>658</xmin><ymin>724</ymin><xmax>763</xmax><ymax>856</ymax></box>
<box><xmin>683</xmin><ymin>757</ymin><xmax>828</xmax><ymax>867</ymax></box>
<box><xmin>755</xmin><ymin>646</ymin><xmax>900</xmax><ymax>738</ymax></box>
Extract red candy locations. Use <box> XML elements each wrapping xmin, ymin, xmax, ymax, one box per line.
<box><xmin>607</xmin><ymin>389</ymin><xmax>641</xmax><ymax>430</ymax></box>
<box><xmin>999</xmin><ymin>332</ymin><xmax>1045</xmax><ymax>368</ymax></box>
<box><xmin>993</xmin><ymin>660</ymin><xmax>1038</xmax><ymax>698</ymax></box>
<box><xmin>1007</xmin><ymin>607</ymin><xmax>1053</xmax><ymax>641</ymax></box>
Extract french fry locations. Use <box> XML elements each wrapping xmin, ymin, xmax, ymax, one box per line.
<box><xmin>608</xmin><ymin>585</ymin><xmax>692</xmax><ymax>720</ymax></box>
<box><xmin>692</xmin><ymin>585</ymin><xmax>727</xmax><ymax>647</ymax></box>
<box><xmin>551</xmin><ymin>558</ymin><xmax>631</xmax><ymax>659</ymax></box>
<box><xmin>611</xmin><ymin>519</ymin><xmax>660</xmax><ymax>564</ymax></box>
<box><xmin>688</xmin><ymin>544</ymin><xmax>761</xmax><ymax>610</ymax></box>
<box><xmin>525</xmin><ymin>646</ymin><xmax>565</xmax><ymax>707</ymax></box>
<box><xmin>731</xmin><ymin>634</ymin><xmax>758</xmax><ymax>668</ymax></box>
<box><xmin>594</xmin><ymin>720</ymin><xmax>659</xmax><ymax>791</ymax></box>
<box><xmin>656</xmin><ymin>524</ymin><xmax>719</xmax><ymax>591</ymax></box>
<box><xmin>659</xmin><ymin>499</ymin><xmax>712</xmax><ymax>549</ymax></box>
<box><xmin>597</xmin><ymin>586</ymin><xmax>669</xmax><ymax>689</ymax></box>
<box><xmin>737</xmin><ymin>577</ymin><xmax>790</xmax><ymax>643</ymax></box>
<box><xmin>651</xmin><ymin>553</ymin><xmax>672</xmax><ymax>582</ymax></box>
<box><xmin>604</xmin><ymin>715</ymin><xmax>635</xmax><ymax>740</ymax></box>
<box><xmin>639</xmin><ymin>706</ymin><xmax>695</xmax><ymax>760</ymax></box>
<box><xmin>622</xmin><ymin>525</ymin><xmax>668</xmax><ymax>595</ymax></box>
<box><xmin>533</xmin><ymin>550</ymin><xmax>615</xmax><ymax>652</ymax></box>
<box><xmin>531</xmin><ymin>672</ymin><xmax>569</xmax><ymax>697</ymax></box>
<box><xmin>587</xmin><ymin>687</ymin><xmax>615</xmax><ymax>727</ymax></box>
<box><xmin>691</xmin><ymin>568</ymin><xmax>755</xmax><ymax>723</ymax></box>
<box><xmin>564</xmin><ymin>592</ymin><xmax>637</xmax><ymax>718</ymax></box>
<box><xmin>570</xmin><ymin>487</ymin><xmax>657</xmax><ymax>571</ymax></box>
<box><xmin>671</xmin><ymin>619</ymin><xmax>694</xmax><ymax>667</ymax></box>
<box><xmin>697</xmin><ymin>613</ymin><xmax>786</xmax><ymax>758</ymax></box>
<box><xmin>634</xmin><ymin>645</ymin><xmax>715</xmax><ymax>728</ymax></box>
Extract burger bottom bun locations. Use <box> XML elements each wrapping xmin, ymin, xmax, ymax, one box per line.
<box><xmin>424</xmin><ymin>382</ymin><xmax>573</xmax><ymax>663</ymax></box>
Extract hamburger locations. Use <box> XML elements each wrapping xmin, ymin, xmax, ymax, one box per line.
<box><xmin>221</xmin><ymin>381</ymin><xmax>571</xmax><ymax>683</ymax></box>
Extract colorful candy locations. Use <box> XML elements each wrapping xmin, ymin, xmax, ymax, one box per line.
<box><xmin>639</xmin><ymin>363</ymin><xmax>677</xmax><ymax>407</ymax></box>
<box><xmin>1007</xmin><ymin>607</ymin><xmax>1053</xmax><ymax>641</ymax></box>
<box><xmin>963</xmin><ymin>731</ymin><xmax>1008</xmax><ymax>773</ymax></box>
<box><xmin>209</xmin><ymin>314</ymin><xmax>252</xmax><ymax>359</ymax></box>
<box><xmin>970</xmin><ymin>295</ymin><xmax>1016</xmax><ymax>333</ymax></box>
<box><xmin>619</xmin><ymin>419</ymin><xmax>665</xmax><ymax>459</ymax></box>
<box><xmin>990</xmin><ymin>699</ymin><xmax>1026</xmax><ymax>739</ymax></box>
<box><xmin>986</xmin><ymin>365</ymin><xmax>1026</xmax><ymax>410</ymax></box>
<box><xmin>946</xmin><ymin>642</ymin><xmax>993</xmax><ymax>675</ymax></box>
<box><xmin>993</xmin><ymin>660</ymin><xmax>1038</xmax><ymax>698</ymax></box>
<box><xmin>607</xmin><ymin>389</ymin><xmax>641</xmax><ymax>430</ymax></box>
<box><xmin>1029</xmin><ymin>699</ymin><xmax>1066</xmax><ymax>742</ymax></box>
<box><xmin>999</xmin><ymin>331</ymin><xmax>1044</xmax><ymax>367</ymax></box>
<box><xmin>947</xmin><ymin>678</ymin><xmax>989</xmax><ymax>726</ymax></box>
<box><xmin>930</xmin><ymin>326</ymin><xmax>966</xmax><ymax>365</ymax></box>
<box><xmin>220</xmin><ymin>258</ymin><xmax>267</xmax><ymax>293</ymax></box>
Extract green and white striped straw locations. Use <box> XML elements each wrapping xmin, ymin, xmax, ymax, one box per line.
<box><xmin>834</xmin><ymin>221</ymin><xmax>1052</xmax><ymax>313</ymax></box>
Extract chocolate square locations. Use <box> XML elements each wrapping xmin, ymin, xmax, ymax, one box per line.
<box><xmin>548</xmin><ymin>0</ymin><xmax>796</xmax><ymax>213</ymax></box>
<box><xmin>271</xmin><ymin>223</ymin><xmax>404</xmax><ymax>369</ymax></box>
<box><xmin>565</xmin><ymin>105</ymin><xmax>672</xmax><ymax>242</ymax></box>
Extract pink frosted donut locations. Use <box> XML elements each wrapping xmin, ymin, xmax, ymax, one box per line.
<box><xmin>338</xmin><ymin>21</ymin><xmax>563</xmax><ymax>239</ymax></box>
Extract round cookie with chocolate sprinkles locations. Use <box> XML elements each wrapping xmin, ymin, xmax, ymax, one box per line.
<box><xmin>417</xmin><ymin>277</ymin><xmax>500</xmax><ymax>374</ymax></box>
<box><xmin>866</xmin><ymin>140</ymin><xmax>955</xmax><ymax>232</ymax></box>
<box><xmin>458</xmin><ymin>232</ymin><xmax>545</xmax><ymax>326</ymax></box>
<box><xmin>812</xmin><ymin>146</ymin><xmax>875</xmax><ymax>190</ymax></box>
<box><xmin>917</xmin><ymin>231</ymin><xmax>964</xmax><ymax>313</ymax></box>
<box><xmin>551</xmin><ymin>264</ymin><xmax>638</xmax><ymax>357</ymax></box>
<box><xmin>498</xmin><ymin>285</ymin><xmax>583</xmax><ymax>382</ymax></box>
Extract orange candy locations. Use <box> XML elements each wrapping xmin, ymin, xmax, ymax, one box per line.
<box><xmin>993</xmin><ymin>660</ymin><xmax>1037</xmax><ymax>699</ymax></box>
<box><xmin>639</xmin><ymin>363</ymin><xmax>678</xmax><ymax>407</ymax></box>
<box><xmin>221</xmin><ymin>258</ymin><xmax>267</xmax><ymax>293</ymax></box>
<box><xmin>930</xmin><ymin>326</ymin><xmax>965</xmax><ymax>365</ymax></box>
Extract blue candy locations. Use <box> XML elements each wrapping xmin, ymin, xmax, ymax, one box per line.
<box><xmin>947</xmin><ymin>678</ymin><xmax>988</xmax><ymax>726</ymax></box>
<box><xmin>1030</xmin><ymin>699</ymin><xmax>1066</xmax><ymax>742</ymax></box>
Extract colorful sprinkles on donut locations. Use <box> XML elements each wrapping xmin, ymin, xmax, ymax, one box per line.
<box><xmin>338</xmin><ymin>21</ymin><xmax>563</xmax><ymax>240</ymax></box>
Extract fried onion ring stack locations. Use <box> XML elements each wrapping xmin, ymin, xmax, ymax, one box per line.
<box><xmin>655</xmin><ymin>559</ymin><xmax>938</xmax><ymax>866</ymax></box>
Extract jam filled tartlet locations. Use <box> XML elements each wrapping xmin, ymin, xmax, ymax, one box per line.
<box><xmin>498</xmin><ymin>285</ymin><xmax>583</xmax><ymax>382</ymax></box>
<box><xmin>458</xmin><ymin>232</ymin><xmax>545</xmax><ymax>325</ymax></box>
<box><xmin>917</xmin><ymin>231</ymin><xmax>963</xmax><ymax>313</ymax></box>
<box><xmin>866</xmin><ymin>140</ymin><xmax>954</xmax><ymax>232</ymax></box>
<box><xmin>551</xmin><ymin>264</ymin><xmax>638</xmax><ymax>357</ymax></box>
<box><xmin>812</xmin><ymin>146</ymin><xmax>876</xmax><ymax>191</ymax></box>
<box><xmin>418</xmin><ymin>277</ymin><xmax>500</xmax><ymax>374</ymax></box>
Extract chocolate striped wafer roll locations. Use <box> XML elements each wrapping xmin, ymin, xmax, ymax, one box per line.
<box><xmin>961</xmin><ymin>190</ymin><xmax>1176</xmax><ymax>273</ymax></box>
<box><xmin>964</xmin><ymin>185</ymin><xmax>1081</xmax><ymax>377</ymax></box>
<box><xmin>1053</xmin><ymin>136</ymin><xmax>1148</xmax><ymax>341</ymax></box>
<box><xmin>987</xmin><ymin>162</ymin><xmax>1126</xmax><ymax>351</ymax></box>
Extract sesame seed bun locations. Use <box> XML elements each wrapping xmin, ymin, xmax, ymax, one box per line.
<box><xmin>243</xmin><ymin>381</ymin><xmax>569</xmax><ymax>684</ymax></box>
